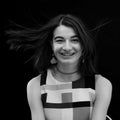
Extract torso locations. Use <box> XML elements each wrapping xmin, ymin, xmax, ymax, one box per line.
<box><xmin>40</xmin><ymin>69</ymin><xmax>96</xmax><ymax>120</ymax></box>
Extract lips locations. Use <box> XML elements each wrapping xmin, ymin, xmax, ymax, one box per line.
<box><xmin>59</xmin><ymin>52</ymin><xmax>75</xmax><ymax>56</ymax></box>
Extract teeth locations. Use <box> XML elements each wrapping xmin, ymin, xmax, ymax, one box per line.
<box><xmin>60</xmin><ymin>53</ymin><xmax>74</xmax><ymax>56</ymax></box>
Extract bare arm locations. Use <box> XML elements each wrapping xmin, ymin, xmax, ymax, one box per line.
<box><xmin>91</xmin><ymin>75</ymin><xmax>112</xmax><ymax>120</ymax></box>
<box><xmin>27</xmin><ymin>75</ymin><xmax>46</xmax><ymax>120</ymax></box>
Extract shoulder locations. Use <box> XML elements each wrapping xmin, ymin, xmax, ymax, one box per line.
<box><xmin>95</xmin><ymin>74</ymin><xmax>112</xmax><ymax>100</ymax></box>
<box><xmin>26</xmin><ymin>74</ymin><xmax>46</xmax><ymax>120</ymax></box>
<box><xmin>95</xmin><ymin>74</ymin><xmax>112</xmax><ymax>88</ymax></box>
<box><xmin>27</xmin><ymin>75</ymin><xmax>41</xmax><ymax>98</ymax></box>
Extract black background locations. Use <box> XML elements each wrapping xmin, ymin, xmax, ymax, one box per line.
<box><xmin>2</xmin><ymin>1</ymin><xmax>120</xmax><ymax>120</ymax></box>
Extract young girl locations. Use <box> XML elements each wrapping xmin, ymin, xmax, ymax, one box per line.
<box><xmin>6</xmin><ymin>14</ymin><xmax>112</xmax><ymax>120</ymax></box>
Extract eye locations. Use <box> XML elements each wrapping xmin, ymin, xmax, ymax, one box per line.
<box><xmin>71</xmin><ymin>38</ymin><xmax>79</xmax><ymax>43</ymax></box>
<box><xmin>54</xmin><ymin>39</ymin><xmax>64</xmax><ymax>43</ymax></box>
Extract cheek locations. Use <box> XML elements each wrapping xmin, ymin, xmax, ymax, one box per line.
<box><xmin>52</xmin><ymin>43</ymin><xmax>62</xmax><ymax>52</ymax></box>
<box><xmin>74</xmin><ymin>44</ymin><xmax>82</xmax><ymax>51</ymax></box>
<box><xmin>75</xmin><ymin>45</ymin><xmax>83</xmax><ymax>57</ymax></box>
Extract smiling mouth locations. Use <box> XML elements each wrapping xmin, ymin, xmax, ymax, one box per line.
<box><xmin>60</xmin><ymin>52</ymin><xmax>75</xmax><ymax>56</ymax></box>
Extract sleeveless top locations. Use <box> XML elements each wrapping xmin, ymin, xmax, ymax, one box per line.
<box><xmin>40</xmin><ymin>69</ymin><xmax>96</xmax><ymax>120</ymax></box>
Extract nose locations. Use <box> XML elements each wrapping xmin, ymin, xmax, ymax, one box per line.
<box><xmin>63</xmin><ymin>40</ymin><xmax>72</xmax><ymax>51</ymax></box>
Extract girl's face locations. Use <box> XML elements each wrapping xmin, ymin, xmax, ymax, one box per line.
<box><xmin>52</xmin><ymin>25</ymin><xmax>82</xmax><ymax>65</ymax></box>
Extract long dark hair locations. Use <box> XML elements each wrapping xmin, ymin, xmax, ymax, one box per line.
<box><xmin>6</xmin><ymin>14</ymin><xmax>98</xmax><ymax>76</ymax></box>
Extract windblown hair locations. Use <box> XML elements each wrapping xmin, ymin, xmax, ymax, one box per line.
<box><xmin>6</xmin><ymin>14</ymin><xmax>98</xmax><ymax>76</ymax></box>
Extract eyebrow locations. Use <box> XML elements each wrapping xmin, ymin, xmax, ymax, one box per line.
<box><xmin>71</xmin><ymin>35</ymin><xmax>79</xmax><ymax>38</ymax></box>
<box><xmin>54</xmin><ymin>35</ymin><xmax>79</xmax><ymax>40</ymax></box>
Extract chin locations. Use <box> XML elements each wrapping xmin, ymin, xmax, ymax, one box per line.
<box><xmin>58</xmin><ymin>59</ymin><xmax>79</xmax><ymax>65</ymax></box>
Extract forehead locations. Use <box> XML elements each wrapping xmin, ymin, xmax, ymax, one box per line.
<box><xmin>53</xmin><ymin>25</ymin><xmax>76</xmax><ymax>38</ymax></box>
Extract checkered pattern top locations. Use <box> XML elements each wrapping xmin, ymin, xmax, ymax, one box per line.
<box><xmin>40</xmin><ymin>69</ymin><xmax>95</xmax><ymax>120</ymax></box>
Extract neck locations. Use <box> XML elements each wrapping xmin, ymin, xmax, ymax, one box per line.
<box><xmin>56</xmin><ymin>62</ymin><xmax>78</xmax><ymax>74</ymax></box>
<box><xmin>56</xmin><ymin>66</ymin><xmax>78</xmax><ymax>75</ymax></box>
<box><xmin>52</xmin><ymin>63</ymin><xmax>80</xmax><ymax>82</ymax></box>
